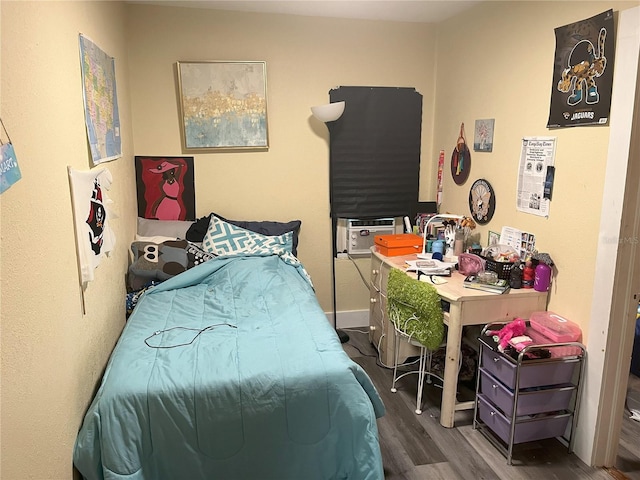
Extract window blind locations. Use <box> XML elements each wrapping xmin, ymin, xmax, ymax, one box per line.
<box><xmin>328</xmin><ymin>86</ymin><xmax>422</xmax><ymax>220</ymax></box>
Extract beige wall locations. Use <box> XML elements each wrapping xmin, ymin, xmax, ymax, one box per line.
<box><xmin>124</xmin><ymin>3</ymin><xmax>439</xmax><ymax>315</ymax></box>
<box><xmin>1</xmin><ymin>1</ymin><xmax>136</xmax><ymax>478</ymax></box>
<box><xmin>434</xmin><ymin>0</ymin><xmax>640</xmax><ymax>462</ymax></box>
<box><xmin>434</xmin><ymin>0</ymin><xmax>639</xmax><ymax>343</ymax></box>
<box><xmin>1</xmin><ymin>1</ymin><xmax>638</xmax><ymax>477</ymax></box>
<box><xmin>0</xmin><ymin>2</ymin><xmax>438</xmax><ymax>477</ymax></box>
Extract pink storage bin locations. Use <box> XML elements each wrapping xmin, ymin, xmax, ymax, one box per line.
<box><xmin>529</xmin><ymin>311</ymin><xmax>582</xmax><ymax>343</ymax></box>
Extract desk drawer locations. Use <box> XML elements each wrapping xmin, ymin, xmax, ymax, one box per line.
<box><xmin>369</xmin><ymin>295</ymin><xmax>384</xmax><ymax>347</ymax></box>
<box><xmin>477</xmin><ymin>394</ymin><xmax>571</xmax><ymax>445</ymax></box>
<box><xmin>481</xmin><ymin>348</ymin><xmax>577</xmax><ymax>389</ymax></box>
<box><xmin>370</xmin><ymin>258</ymin><xmax>391</xmax><ymax>295</ymax></box>
<box><xmin>479</xmin><ymin>368</ymin><xmax>574</xmax><ymax>417</ymax></box>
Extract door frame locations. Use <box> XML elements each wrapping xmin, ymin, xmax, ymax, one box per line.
<box><xmin>587</xmin><ymin>5</ymin><xmax>640</xmax><ymax>466</ymax></box>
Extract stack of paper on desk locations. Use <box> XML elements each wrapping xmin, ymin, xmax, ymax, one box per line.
<box><xmin>406</xmin><ymin>259</ymin><xmax>456</xmax><ymax>276</ymax></box>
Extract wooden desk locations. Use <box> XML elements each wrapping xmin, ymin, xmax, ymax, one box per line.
<box><xmin>369</xmin><ymin>249</ymin><xmax>548</xmax><ymax>428</ymax></box>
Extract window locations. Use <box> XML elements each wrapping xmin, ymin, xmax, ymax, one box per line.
<box><xmin>329</xmin><ymin>86</ymin><xmax>422</xmax><ymax>219</ymax></box>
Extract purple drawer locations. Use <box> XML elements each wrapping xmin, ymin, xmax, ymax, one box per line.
<box><xmin>479</xmin><ymin>368</ymin><xmax>574</xmax><ymax>417</ymax></box>
<box><xmin>481</xmin><ymin>348</ymin><xmax>577</xmax><ymax>389</ymax></box>
<box><xmin>477</xmin><ymin>394</ymin><xmax>571</xmax><ymax>444</ymax></box>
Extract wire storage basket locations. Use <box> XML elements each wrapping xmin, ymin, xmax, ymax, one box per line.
<box><xmin>481</xmin><ymin>244</ymin><xmax>520</xmax><ymax>281</ymax></box>
<box><xmin>482</xmin><ymin>257</ymin><xmax>516</xmax><ymax>280</ymax></box>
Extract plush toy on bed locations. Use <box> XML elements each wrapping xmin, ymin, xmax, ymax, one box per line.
<box><xmin>485</xmin><ymin>318</ymin><xmax>531</xmax><ymax>352</ymax></box>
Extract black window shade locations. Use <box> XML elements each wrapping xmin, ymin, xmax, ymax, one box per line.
<box><xmin>328</xmin><ymin>86</ymin><xmax>422</xmax><ymax>219</ymax></box>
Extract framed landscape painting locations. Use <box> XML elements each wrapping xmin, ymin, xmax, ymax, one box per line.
<box><xmin>176</xmin><ymin>61</ymin><xmax>269</xmax><ymax>151</ymax></box>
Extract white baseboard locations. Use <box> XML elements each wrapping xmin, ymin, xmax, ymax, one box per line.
<box><xmin>325</xmin><ymin>309</ymin><xmax>370</xmax><ymax>329</ymax></box>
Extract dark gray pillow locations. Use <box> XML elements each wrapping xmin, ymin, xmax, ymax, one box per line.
<box><xmin>186</xmin><ymin>213</ymin><xmax>302</xmax><ymax>256</ymax></box>
<box><xmin>128</xmin><ymin>239</ymin><xmax>215</xmax><ymax>290</ymax></box>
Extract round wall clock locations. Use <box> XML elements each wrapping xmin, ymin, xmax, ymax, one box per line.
<box><xmin>468</xmin><ymin>178</ymin><xmax>495</xmax><ymax>224</ymax></box>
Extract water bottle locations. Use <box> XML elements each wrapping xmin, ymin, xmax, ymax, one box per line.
<box><xmin>432</xmin><ymin>240</ymin><xmax>444</xmax><ymax>256</ymax></box>
<box><xmin>534</xmin><ymin>263</ymin><xmax>552</xmax><ymax>292</ymax></box>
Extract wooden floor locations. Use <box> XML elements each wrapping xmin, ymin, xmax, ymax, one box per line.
<box><xmin>342</xmin><ymin>328</ymin><xmax>640</xmax><ymax>480</ymax></box>
<box><xmin>616</xmin><ymin>373</ymin><xmax>640</xmax><ymax>479</ymax></box>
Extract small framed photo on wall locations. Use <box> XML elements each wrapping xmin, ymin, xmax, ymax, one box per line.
<box><xmin>474</xmin><ymin>119</ymin><xmax>495</xmax><ymax>152</ymax></box>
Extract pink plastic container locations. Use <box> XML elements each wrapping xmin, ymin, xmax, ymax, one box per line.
<box><xmin>528</xmin><ymin>311</ymin><xmax>582</xmax><ymax>343</ymax></box>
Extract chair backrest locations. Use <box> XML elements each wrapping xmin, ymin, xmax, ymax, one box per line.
<box><xmin>387</xmin><ymin>268</ymin><xmax>444</xmax><ymax>350</ymax></box>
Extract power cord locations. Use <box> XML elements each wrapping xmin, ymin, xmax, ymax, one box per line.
<box><xmin>340</xmin><ymin>254</ymin><xmax>424</xmax><ymax>370</ymax></box>
<box><xmin>343</xmin><ymin>326</ymin><xmax>422</xmax><ymax>370</ymax></box>
<box><xmin>345</xmin><ymin>253</ymin><xmax>372</xmax><ymax>290</ymax></box>
<box><xmin>144</xmin><ymin>323</ymin><xmax>237</xmax><ymax>349</ymax></box>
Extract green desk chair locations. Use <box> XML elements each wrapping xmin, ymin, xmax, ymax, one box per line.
<box><xmin>387</xmin><ymin>268</ymin><xmax>445</xmax><ymax>414</ymax></box>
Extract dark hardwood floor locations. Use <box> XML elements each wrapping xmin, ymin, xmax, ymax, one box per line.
<box><xmin>616</xmin><ymin>373</ymin><xmax>640</xmax><ymax>479</ymax></box>
<box><xmin>342</xmin><ymin>328</ymin><xmax>640</xmax><ymax>480</ymax></box>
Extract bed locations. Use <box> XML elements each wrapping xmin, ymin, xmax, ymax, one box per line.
<box><xmin>73</xmin><ymin>215</ymin><xmax>385</xmax><ymax>480</ymax></box>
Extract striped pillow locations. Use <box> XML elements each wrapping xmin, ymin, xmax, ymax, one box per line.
<box><xmin>202</xmin><ymin>215</ymin><xmax>293</xmax><ymax>256</ymax></box>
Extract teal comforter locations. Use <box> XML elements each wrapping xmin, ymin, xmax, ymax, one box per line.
<box><xmin>74</xmin><ymin>254</ymin><xmax>385</xmax><ymax>480</ymax></box>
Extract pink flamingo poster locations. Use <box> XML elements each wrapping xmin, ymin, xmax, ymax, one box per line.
<box><xmin>135</xmin><ymin>156</ymin><xmax>195</xmax><ymax>221</ymax></box>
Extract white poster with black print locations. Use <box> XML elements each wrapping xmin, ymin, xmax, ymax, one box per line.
<box><xmin>547</xmin><ymin>10</ymin><xmax>615</xmax><ymax>128</ymax></box>
<box><xmin>69</xmin><ymin>167</ymin><xmax>116</xmax><ymax>285</ymax></box>
<box><xmin>516</xmin><ymin>137</ymin><xmax>556</xmax><ymax>218</ymax></box>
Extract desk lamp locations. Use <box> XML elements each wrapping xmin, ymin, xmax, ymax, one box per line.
<box><xmin>417</xmin><ymin>214</ymin><xmax>465</xmax><ymax>259</ymax></box>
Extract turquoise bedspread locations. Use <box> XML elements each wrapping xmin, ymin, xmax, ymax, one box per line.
<box><xmin>74</xmin><ymin>254</ymin><xmax>385</xmax><ymax>480</ymax></box>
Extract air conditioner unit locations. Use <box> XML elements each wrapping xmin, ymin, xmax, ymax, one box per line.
<box><xmin>346</xmin><ymin>218</ymin><xmax>396</xmax><ymax>255</ymax></box>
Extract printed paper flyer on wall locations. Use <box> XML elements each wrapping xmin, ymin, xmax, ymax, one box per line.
<box><xmin>516</xmin><ymin>137</ymin><xmax>556</xmax><ymax>217</ymax></box>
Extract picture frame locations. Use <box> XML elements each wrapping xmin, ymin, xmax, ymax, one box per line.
<box><xmin>176</xmin><ymin>61</ymin><xmax>269</xmax><ymax>151</ymax></box>
<box><xmin>473</xmin><ymin>118</ymin><xmax>495</xmax><ymax>152</ymax></box>
<box><xmin>488</xmin><ymin>230</ymin><xmax>500</xmax><ymax>246</ymax></box>
<box><xmin>135</xmin><ymin>156</ymin><xmax>196</xmax><ymax>221</ymax></box>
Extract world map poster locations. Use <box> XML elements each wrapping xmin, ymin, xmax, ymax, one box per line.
<box><xmin>79</xmin><ymin>34</ymin><xmax>121</xmax><ymax>164</ymax></box>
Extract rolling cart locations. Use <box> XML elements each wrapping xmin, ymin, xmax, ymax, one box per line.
<box><xmin>473</xmin><ymin>322</ymin><xmax>586</xmax><ymax>465</ymax></box>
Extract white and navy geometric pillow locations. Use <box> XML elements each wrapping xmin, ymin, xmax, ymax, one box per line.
<box><xmin>202</xmin><ymin>215</ymin><xmax>294</xmax><ymax>256</ymax></box>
